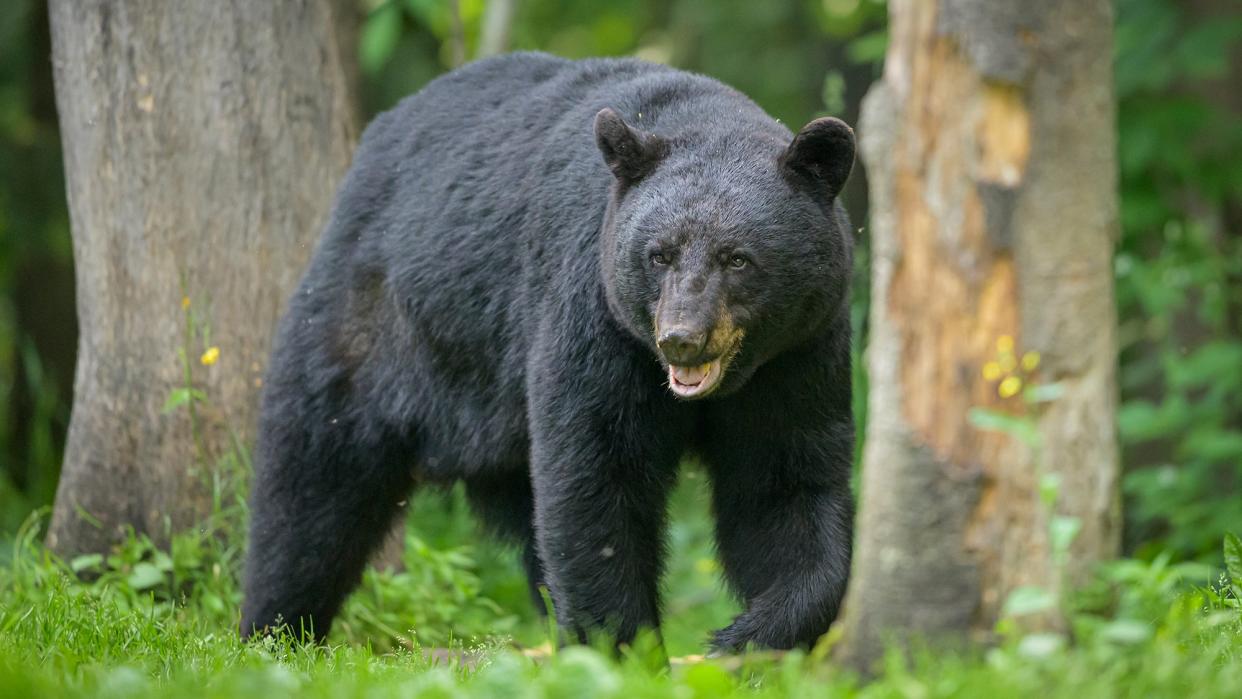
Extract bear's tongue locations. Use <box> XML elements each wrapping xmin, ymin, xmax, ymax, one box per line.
<box><xmin>670</xmin><ymin>363</ymin><xmax>711</xmax><ymax>387</ymax></box>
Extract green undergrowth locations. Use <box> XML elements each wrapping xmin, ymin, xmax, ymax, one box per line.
<box><xmin>1</xmin><ymin>485</ymin><xmax>1239</xmax><ymax>698</ymax></box>
<box><xmin>0</xmin><ymin>556</ymin><xmax>1237</xmax><ymax>699</ymax></box>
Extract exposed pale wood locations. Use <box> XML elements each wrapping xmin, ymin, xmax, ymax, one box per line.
<box><xmin>47</xmin><ymin>0</ymin><xmax>358</xmax><ymax>556</ymax></box>
<box><xmin>837</xmin><ymin>0</ymin><xmax>1120</xmax><ymax>669</ymax></box>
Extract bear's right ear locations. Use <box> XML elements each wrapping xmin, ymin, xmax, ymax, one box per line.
<box><xmin>594</xmin><ymin>108</ymin><xmax>665</xmax><ymax>183</ymax></box>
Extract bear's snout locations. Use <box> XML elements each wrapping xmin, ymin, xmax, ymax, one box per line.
<box><xmin>657</xmin><ymin>325</ymin><xmax>709</xmax><ymax>365</ymax></box>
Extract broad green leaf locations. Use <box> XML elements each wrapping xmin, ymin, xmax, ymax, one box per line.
<box><xmin>1117</xmin><ymin>397</ymin><xmax>1191</xmax><ymax>442</ymax></box>
<box><xmin>1002</xmin><ymin>586</ymin><xmax>1055</xmax><ymax>617</ymax></box>
<box><xmin>968</xmin><ymin>408</ymin><xmax>1039</xmax><ymax>447</ymax></box>
<box><xmin>1179</xmin><ymin>429</ymin><xmax>1242</xmax><ymax>463</ymax></box>
<box><xmin>70</xmin><ymin>553</ymin><xmax>103</xmax><ymax>573</ymax></box>
<box><xmin>1050</xmin><ymin>516</ymin><xmax>1082</xmax><ymax>555</ymax></box>
<box><xmin>1016</xmin><ymin>632</ymin><xmax>1065</xmax><ymax>659</ymax></box>
<box><xmin>127</xmin><ymin>562</ymin><xmax>165</xmax><ymax>591</ymax></box>
<box><xmin>1039</xmin><ymin>473</ymin><xmax>1063</xmax><ymax>508</ymax></box>
<box><xmin>1023</xmin><ymin>382</ymin><xmax>1065</xmax><ymax>404</ymax></box>
<box><xmin>202</xmin><ymin>593</ymin><xmax>225</xmax><ymax>615</ymax></box>
<box><xmin>403</xmin><ymin>0</ymin><xmax>447</xmax><ymax>35</ymax></box>
<box><xmin>151</xmin><ymin>550</ymin><xmax>174</xmax><ymax>572</ymax></box>
<box><xmin>1166</xmin><ymin>342</ymin><xmax>1242</xmax><ymax>390</ymax></box>
<box><xmin>1225</xmin><ymin>532</ymin><xmax>1242</xmax><ymax>583</ymax></box>
<box><xmin>360</xmin><ymin>3</ymin><xmax>402</xmax><ymax>75</ymax></box>
<box><xmin>1100</xmin><ymin>619</ymin><xmax>1153</xmax><ymax>645</ymax></box>
<box><xmin>846</xmin><ymin>30</ymin><xmax>888</xmax><ymax>64</ymax></box>
<box><xmin>1174</xmin><ymin>20</ymin><xmax>1242</xmax><ymax>81</ymax></box>
<box><xmin>162</xmin><ymin>387</ymin><xmax>205</xmax><ymax>414</ymax></box>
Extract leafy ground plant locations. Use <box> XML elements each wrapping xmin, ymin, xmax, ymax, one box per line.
<box><xmin>1</xmin><ymin>506</ymin><xmax>1240</xmax><ymax>697</ymax></box>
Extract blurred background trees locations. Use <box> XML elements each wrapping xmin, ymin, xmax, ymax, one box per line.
<box><xmin>0</xmin><ymin>0</ymin><xmax>1238</xmax><ymax>584</ymax></box>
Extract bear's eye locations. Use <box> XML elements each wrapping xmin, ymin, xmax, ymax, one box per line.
<box><xmin>650</xmin><ymin>250</ymin><xmax>672</xmax><ymax>266</ymax></box>
<box><xmin>727</xmin><ymin>253</ymin><xmax>749</xmax><ymax>270</ymax></box>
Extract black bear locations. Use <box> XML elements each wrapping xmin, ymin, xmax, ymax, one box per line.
<box><xmin>241</xmin><ymin>52</ymin><xmax>855</xmax><ymax>652</ymax></box>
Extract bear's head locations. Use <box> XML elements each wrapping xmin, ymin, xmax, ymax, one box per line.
<box><xmin>595</xmin><ymin>107</ymin><xmax>855</xmax><ymax>399</ymax></box>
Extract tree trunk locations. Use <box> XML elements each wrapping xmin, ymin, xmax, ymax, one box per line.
<box><xmin>837</xmin><ymin>0</ymin><xmax>1120</xmax><ymax>669</ymax></box>
<box><xmin>46</xmin><ymin>0</ymin><xmax>358</xmax><ymax>556</ymax></box>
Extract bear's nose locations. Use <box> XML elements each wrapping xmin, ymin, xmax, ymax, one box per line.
<box><xmin>657</xmin><ymin>326</ymin><xmax>708</xmax><ymax>365</ymax></box>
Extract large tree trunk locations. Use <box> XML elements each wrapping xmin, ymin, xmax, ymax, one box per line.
<box><xmin>837</xmin><ymin>0</ymin><xmax>1121</xmax><ymax>668</ymax></box>
<box><xmin>46</xmin><ymin>0</ymin><xmax>358</xmax><ymax>555</ymax></box>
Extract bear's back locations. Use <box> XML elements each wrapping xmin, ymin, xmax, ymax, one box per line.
<box><xmin>322</xmin><ymin>52</ymin><xmax>777</xmax><ymax>312</ymax></box>
<box><xmin>292</xmin><ymin>55</ymin><xmax>786</xmax><ymax>467</ymax></box>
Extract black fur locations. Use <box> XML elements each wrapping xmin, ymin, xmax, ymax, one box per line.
<box><xmin>240</xmin><ymin>52</ymin><xmax>856</xmax><ymax>652</ymax></box>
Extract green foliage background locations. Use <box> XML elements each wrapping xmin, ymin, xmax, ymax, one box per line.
<box><xmin>1112</xmin><ymin>0</ymin><xmax>1242</xmax><ymax>559</ymax></box>
<box><xmin>0</xmin><ymin>0</ymin><xmax>1237</xmax><ymax>690</ymax></box>
<box><xmin>0</xmin><ymin>0</ymin><xmax>1239</xmax><ymax>673</ymax></box>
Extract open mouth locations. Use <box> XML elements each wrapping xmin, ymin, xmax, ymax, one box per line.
<box><xmin>667</xmin><ymin>359</ymin><xmax>724</xmax><ymax>399</ymax></box>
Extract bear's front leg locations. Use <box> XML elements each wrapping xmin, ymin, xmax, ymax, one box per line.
<box><xmin>707</xmin><ymin>466</ymin><xmax>854</xmax><ymax>651</ymax></box>
<box><xmin>702</xmin><ymin>336</ymin><xmax>855</xmax><ymax>652</ymax></box>
<box><xmin>527</xmin><ymin>331</ymin><xmax>686</xmax><ymax>647</ymax></box>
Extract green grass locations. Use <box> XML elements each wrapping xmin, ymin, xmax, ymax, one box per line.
<box><xmin>1</xmin><ymin>475</ymin><xmax>1239</xmax><ymax>698</ymax></box>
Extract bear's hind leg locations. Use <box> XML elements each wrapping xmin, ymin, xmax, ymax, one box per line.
<box><xmin>465</xmin><ymin>473</ymin><xmax>548</xmax><ymax>614</ymax></box>
<box><xmin>240</xmin><ymin>387</ymin><xmax>417</xmax><ymax>641</ymax></box>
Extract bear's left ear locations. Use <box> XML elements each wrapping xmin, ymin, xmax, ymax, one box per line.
<box><xmin>595</xmin><ymin>108</ymin><xmax>666</xmax><ymax>183</ymax></box>
<box><xmin>780</xmin><ymin>117</ymin><xmax>855</xmax><ymax>200</ymax></box>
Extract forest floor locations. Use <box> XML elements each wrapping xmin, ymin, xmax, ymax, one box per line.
<box><xmin>2</xmin><ymin>477</ymin><xmax>1239</xmax><ymax>698</ymax></box>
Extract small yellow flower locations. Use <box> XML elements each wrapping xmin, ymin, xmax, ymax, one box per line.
<box><xmin>200</xmin><ymin>346</ymin><xmax>220</xmax><ymax>366</ymax></box>
<box><xmin>998</xmin><ymin>375</ymin><xmax>1023</xmax><ymax>398</ymax></box>
<box><xmin>694</xmin><ymin>558</ymin><xmax>719</xmax><ymax>574</ymax></box>
<box><xmin>1021</xmin><ymin>351</ymin><xmax>1041</xmax><ymax>372</ymax></box>
<box><xmin>181</xmin><ymin>296</ymin><xmax>191</xmax><ymax>310</ymax></box>
<box><xmin>999</xmin><ymin>353</ymin><xmax>1017</xmax><ymax>373</ymax></box>
<box><xmin>982</xmin><ymin>361</ymin><xmax>1002</xmax><ymax>381</ymax></box>
<box><xmin>996</xmin><ymin>335</ymin><xmax>1015</xmax><ymax>353</ymax></box>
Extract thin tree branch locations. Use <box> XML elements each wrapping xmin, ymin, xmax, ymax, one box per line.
<box><xmin>449</xmin><ymin>0</ymin><xmax>466</xmax><ymax>67</ymax></box>
<box><xmin>478</xmin><ymin>0</ymin><xmax>517</xmax><ymax>58</ymax></box>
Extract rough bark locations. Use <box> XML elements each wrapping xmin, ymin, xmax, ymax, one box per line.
<box><xmin>47</xmin><ymin>0</ymin><xmax>358</xmax><ymax>555</ymax></box>
<box><xmin>837</xmin><ymin>0</ymin><xmax>1120</xmax><ymax>669</ymax></box>
<box><xmin>331</xmin><ymin>0</ymin><xmax>364</xmax><ymax>127</ymax></box>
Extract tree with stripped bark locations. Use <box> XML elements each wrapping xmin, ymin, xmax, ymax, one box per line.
<box><xmin>837</xmin><ymin>0</ymin><xmax>1121</xmax><ymax>669</ymax></box>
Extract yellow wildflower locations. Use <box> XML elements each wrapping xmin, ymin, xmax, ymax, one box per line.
<box><xmin>181</xmin><ymin>296</ymin><xmax>191</xmax><ymax>310</ymax></box>
<box><xmin>999</xmin><ymin>353</ymin><xmax>1017</xmax><ymax>373</ymax></box>
<box><xmin>1021</xmin><ymin>351</ymin><xmax>1041</xmax><ymax>372</ymax></box>
<box><xmin>982</xmin><ymin>361</ymin><xmax>1002</xmax><ymax>381</ymax></box>
<box><xmin>694</xmin><ymin>558</ymin><xmax>719</xmax><ymax>574</ymax></box>
<box><xmin>998</xmin><ymin>375</ymin><xmax>1023</xmax><ymax>398</ymax></box>
<box><xmin>200</xmin><ymin>346</ymin><xmax>220</xmax><ymax>366</ymax></box>
<box><xmin>996</xmin><ymin>335</ymin><xmax>1015</xmax><ymax>353</ymax></box>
